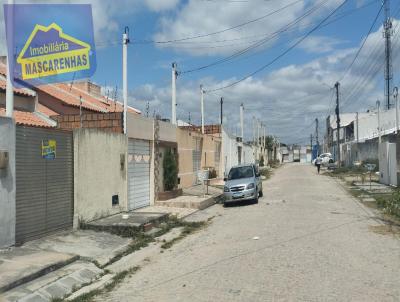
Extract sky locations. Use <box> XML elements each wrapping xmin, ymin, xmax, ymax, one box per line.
<box><xmin>1</xmin><ymin>0</ymin><xmax>399</xmax><ymax>145</ymax></box>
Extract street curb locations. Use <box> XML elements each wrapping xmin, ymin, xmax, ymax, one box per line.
<box><xmin>0</xmin><ymin>254</ymin><xmax>79</xmax><ymax>294</ymax></box>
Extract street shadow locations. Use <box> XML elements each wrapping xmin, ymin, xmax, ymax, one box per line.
<box><xmin>223</xmin><ymin>199</ymin><xmax>258</xmax><ymax>207</ymax></box>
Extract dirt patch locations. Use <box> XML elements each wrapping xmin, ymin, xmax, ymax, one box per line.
<box><xmin>369</xmin><ymin>224</ymin><xmax>400</xmax><ymax>235</ymax></box>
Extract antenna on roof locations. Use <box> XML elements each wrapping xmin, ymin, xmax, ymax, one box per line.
<box><xmin>106</xmin><ymin>89</ymin><xmax>110</xmax><ymax>104</ymax></box>
<box><xmin>113</xmin><ymin>85</ymin><xmax>118</xmax><ymax>111</ymax></box>
<box><xmin>69</xmin><ymin>72</ymin><xmax>76</xmax><ymax>91</ymax></box>
<box><xmin>146</xmin><ymin>101</ymin><xmax>149</xmax><ymax>117</ymax></box>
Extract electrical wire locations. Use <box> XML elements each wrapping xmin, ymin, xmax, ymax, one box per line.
<box><xmin>338</xmin><ymin>1</ymin><xmax>384</xmax><ymax>82</ymax></box>
<box><xmin>180</xmin><ymin>0</ymin><xmax>328</xmax><ymax>74</ymax></box>
<box><xmin>204</xmin><ymin>0</ymin><xmax>349</xmax><ymax>93</ymax></box>
<box><xmin>139</xmin><ymin>0</ymin><xmax>304</xmax><ymax>45</ymax></box>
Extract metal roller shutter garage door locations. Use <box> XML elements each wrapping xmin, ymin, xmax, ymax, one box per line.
<box><xmin>15</xmin><ymin>126</ymin><xmax>73</xmax><ymax>244</ymax></box>
<box><xmin>128</xmin><ymin>139</ymin><xmax>151</xmax><ymax>210</ymax></box>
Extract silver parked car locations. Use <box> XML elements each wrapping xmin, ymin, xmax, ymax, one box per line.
<box><xmin>223</xmin><ymin>164</ymin><xmax>263</xmax><ymax>205</ymax></box>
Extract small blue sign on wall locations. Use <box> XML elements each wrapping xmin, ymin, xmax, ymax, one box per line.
<box><xmin>3</xmin><ymin>4</ymin><xmax>96</xmax><ymax>87</ymax></box>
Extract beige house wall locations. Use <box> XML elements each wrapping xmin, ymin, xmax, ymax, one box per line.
<box><xmin>126</xmin><ymin>114</ymin><xmax>179</xmax><ymax>204</ymax></box>
<box><xmin>73</xmin><ymin>129</ymin><xmax>128</xmax><ymax>224</ymax></box>
<box><xmin>177</xmin><ymin>128</ymin><xmax>222</xmax><ymax>189</ymax></box>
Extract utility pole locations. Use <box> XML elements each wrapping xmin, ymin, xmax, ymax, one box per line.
<box><xmin>394</xmin><ymin>87</ymin><xmax>399</xmax><ymax>134</ymax></box>
<box><xmin>200</xmin><ymin>85</ymin><xmax>204</xmax><ymax>134</ymax></box>
<box><xmin>310</xmin><ymin>134</ymin><xmax>313</xmax><ymax>149</ymax></box>
<box><xmin>240</xmin><ymin>103</ymin><xmax>244</xmax><ymax>142</ymax></box>
<box><xmin>315</xmin><ymin>118</ymin><xmax>319</xmax><ymax>156</ymax></box>
<box><xmin>377</xmin><ymin>100</ymin><xmax>382</xmax><ymax>144</ymax></box>
<box><xmin>188</xmin><ymin>112</ymin><xmax>191</xmax><ymax>125</ymax></box>
<box><xmin>263</xmin><ymin>124</ymin><xmax>266</xmax><ymax>150</ymax></box>
<box><xmin>122</xmin><ymin>27</ymin><xmax>130</xmax><ymax>134</ymax></box>
<box><xmin>220</xmin><ymin>97</ymin><xmax>223</xmax><ymax>125</ymax></box>
<box><xmin>6</xmin><ymin>0</ymin><xmax>14</xmax><ymax>117</ymax></box>
<box><xmin>383</xmin><ymin>0</ymin><xmax>393</xmax><ymax>110</ymax></box>
<box><xmin>252</xmin><ymin>116</ymin><xmax>256</xmax><ymax>146</ymax></box>
<box><xmin>356</xmin><ymin>112</ymin><xmax>359</xmax><ymax>143</ymax></box>
<box><xmin>171</xmin><ymin>62</ymin><xmax>177</xmax><ymax>125</ymax></box>
<box><xmin>335</xmin><ymin>82</ymin><xmax>341</xmax><ymax>167</ymax></box>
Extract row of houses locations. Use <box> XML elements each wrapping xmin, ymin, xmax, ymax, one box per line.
<box><xmin>324</xmin><ymin>107</ymin><xmax>400</xmax><ymax>186</ymax></box>
<box><xmin>0</xmin><ymin>59</ymin><xmax>269</xmax><ymax>249</ymax></box>
<box><xmin>281</xmin><ymin>145</ymin><xmax>312</xmax><ymax>163</ymax></box>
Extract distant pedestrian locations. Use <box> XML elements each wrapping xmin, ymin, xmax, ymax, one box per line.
<box><xmin>315</xmin><ymin>157</ymin><xmax>322</xmax><ymax>174</ymax></box>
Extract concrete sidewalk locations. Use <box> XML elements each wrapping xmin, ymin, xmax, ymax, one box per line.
<box><xmin>0</xmin><ymin>230</ymin><xmax>132</xmax><ymax>298</ymax></box>
<box><xmin>0</xmin><ymin>247</ymin><xmax>77</xmax><ymax>293</ymax></box>
<box><xmin>155</xmin><ymin>184</ymin><xmax>223</xmax><ymax>210</ymax></box>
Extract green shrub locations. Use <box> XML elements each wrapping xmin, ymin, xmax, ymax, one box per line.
<box><xmin>163</xmin><ymin>148</ymin><xmax>178</xmax><ymax>191</ymax></box>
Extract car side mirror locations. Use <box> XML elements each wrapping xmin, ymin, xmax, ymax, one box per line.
<box><xmin>223</xmin><ymin>177</ymin><xmax>227</xmax><ymax>181</ymax></box>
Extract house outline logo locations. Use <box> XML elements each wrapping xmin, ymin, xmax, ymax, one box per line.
<box><xmin>17</xmin><ymin>23</ymin><xmax>91</xmax><ymax>80</ymax></box>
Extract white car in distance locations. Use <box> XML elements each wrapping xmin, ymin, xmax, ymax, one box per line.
<box><xmin>312</xmin><ymin>153</ymin><xmax>334</xmax><ymax>166</ymax></box>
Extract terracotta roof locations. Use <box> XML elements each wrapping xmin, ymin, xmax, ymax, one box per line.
<box><xmin>38</xmin><ymin>84</ymin><xmax>106</xmax><ymax>113</ymax></box>
<box><xmin>36</xmin><ymin>103</ymin><xmax>59</xmax><ymax>117</ymax></box>
<box><xmin>0</xmin><ymin>108</ymin><xmax>54</xmax><ymax>128</ymax></box>
<box><xmin>0</xmin><ymin>77</ymin><xmax>36</xmax><ymax>97</ymax></box>
<box><xmin>0</xmin><ymin>61</ymin><xmax>141</xmax><ymax>115</ymax></box>
<box><xmin>55</xmin><ymin>83</ymin><xmax>141</xmax><ymax>114</ymax></box>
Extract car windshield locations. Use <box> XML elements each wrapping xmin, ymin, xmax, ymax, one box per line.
<box><xmin>228</xmin><ymin>166</ymin><xmax>254</xmax><ymax>180</ymax></box>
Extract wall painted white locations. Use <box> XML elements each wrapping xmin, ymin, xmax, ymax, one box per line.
<box><xmin>222</xmin><ymin>127</ymin><xmax>256</xmax><ymax>175</ymax></box>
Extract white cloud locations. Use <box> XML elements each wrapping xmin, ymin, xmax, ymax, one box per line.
<box><xmin>144</xmin><ymin>0</ymin><xmax>180</xmax><ymax>12</ymax></box>
<box><xmin>128</xmin><ymin>19</ymin><xmax>400</xmax><ymax>144</ymax></box>
<box><xmin>152</xmin><ymin>0</ymin><xmax>345</xmax><ymax>56</ymax></box>
<box><xmin>298</xmin><ymin>35</ymin><xmax>345</xmax><ymax>53</ymax></box>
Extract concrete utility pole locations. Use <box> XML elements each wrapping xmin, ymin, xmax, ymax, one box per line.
<box><xmin>171</xmin><ymin>62</ymin><xmax>177</xmax><ymax>125</ymax></box>
<box><xmin>310</xmin><ymin>134</ymin><xmax>313</xmax><ymax>149</ymax></box>
<box><xmin>394</xmin><ymin>87</ymin><xmax>399</xmax><ymax>133</ymax></box>
<box><xmin>220</xmin><ymin>97</ymin><xmax>223</xmax><ymax>125</ymax></box>
<box><xmin>383</xmin><ymin>0</ymin><xmax>393</xmax><ymax>110</ymax></box>
<box><xmin>377</xmin><ymin>100</ymin><xmax>382</xmax><ymax>144</ymax></box>
<box><xmin>200</xmin><ymin>85</ymin><xmax>204</xmax><ymax>134</ymax></box>
<box><xmin>122</xmin><ymin>27</ymin><xmax>130</xmax><ymax>134</ymax></box>
<box><xmin>252</xmin><ymin>116</ymin><xmax>256</xmax><ymax>145</ymax></box>
<box><xmin>356</xmin><ymin>112</ymin><xmax>359</xmax><ymax>143</ymax></box>
<box><xmin>315</xmin><ymin>118</ymin><xmax>319</xmax><ymax>156</ymax></box>
<box><xmin>240</xmin><ymin>103</ymin><xmax>244</xmax><ymax>141</ymax></box>
<box><xmin>6</xmin><ymin>0</ymin><xmax>14</xmax><ymax>117</ymax></box>
<box><xmin>263</xmin><ymin>124</ymin><xmax>266</xmax><ymax>150</ymax></box>
<box><xmin>335</xmin><ymin>82</ymin><xmax>341</xmax><ymax>167</ymax></box>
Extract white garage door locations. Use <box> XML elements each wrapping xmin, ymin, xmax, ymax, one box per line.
<box><xmin>128</xmin><ymin>139</ymin><xmax>151</xmax><ymax>210</ymax></box>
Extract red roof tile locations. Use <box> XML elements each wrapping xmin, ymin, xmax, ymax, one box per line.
<box><xmin>0</xmin><ymin>77</ymin><xmax>36</xmax><ymax>97</ymax></box>
<box><xmin>0</xmin><ymin>108</ymin><xmax>54</xmax><ymax>128</ymax></box>
<box><xmin>0</xmin><ymin>61</ymin><xmax>141</xmax><ymax>114</ymax></box>
<box><xmin>38</xmin><ymin>84</ymin><xmax>105</xmax><ymax>113</ymax></box>
<box><xmin>36</xmin><ymin>103</ymin><xmax>59</xmax><ymax>117</ymax></box>
<box><xmin>54</xmin><ymin>83</ymin><xmax>141</xmax><ymax>114</ymax></box>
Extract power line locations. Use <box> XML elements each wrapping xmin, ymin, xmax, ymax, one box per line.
<box><xmin>338</xmin><ymin>1</ymin><xmax>384</xmax><ymax>82</ymax></box>
<box><xmin>139</xmin><ymin>0</ymin><xmax>304</xmax><ymax>45</ymax></box>
<box><xmin>204</xmin><ymin>0</ymin><xmax>349</xmax><ymax>93</ymax></box>
<box><xmin>180</xmin><ymin>0</ymin><xmax>328</xmax><ymax>74</ymax></box>
<box><xmin>93</xmin><ymin>0</ymin><xmax>375</xmax><ymax>50</ymax></box>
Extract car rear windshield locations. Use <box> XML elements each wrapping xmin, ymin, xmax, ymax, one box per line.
<box><xmin>228</xmin><ymin>166</ymin><xmax>254</xmax><ymax>180</ymax></box>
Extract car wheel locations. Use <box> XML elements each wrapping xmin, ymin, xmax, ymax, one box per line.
<box><xmin>254</xmin><ymin>188</ymin><xmax>259</xmax><ymax>204</ymax></box>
